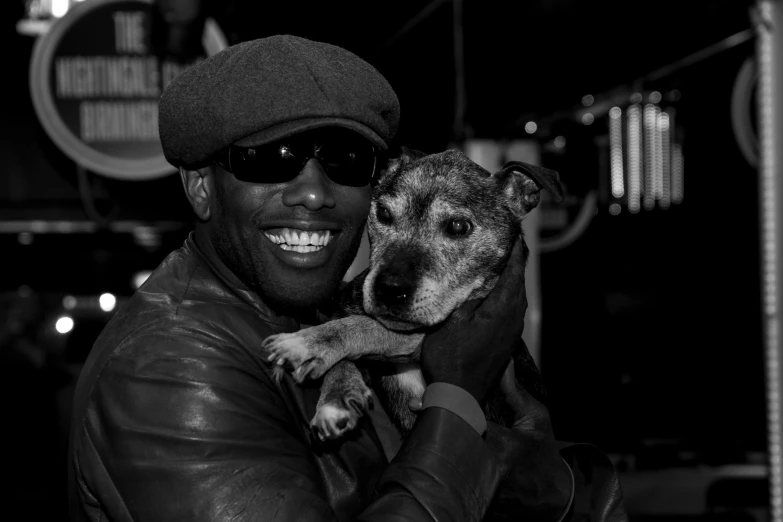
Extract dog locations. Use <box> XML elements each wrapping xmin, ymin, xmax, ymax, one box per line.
<box><xmin>262</xmin><ymin>147</ymin><xmax>563</xmax><ymax>441</ymax></box>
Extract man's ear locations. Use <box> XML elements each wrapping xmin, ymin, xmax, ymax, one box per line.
<box><xmin>179</xmin><ymin>166</ymin><xmax>213</xmax><ymax>221</ymax></box>
<box><xmin>494</xmin><ymin>161</ymin><xmax>564</xmax><ymax>220</ymax></box>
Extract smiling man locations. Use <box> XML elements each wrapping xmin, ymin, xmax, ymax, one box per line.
<box><xmin>67</xmin><ymin>35</ymin><xmax>626</xmax><ymax>521</ymax></box>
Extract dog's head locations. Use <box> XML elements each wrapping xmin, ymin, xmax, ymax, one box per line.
<box><xmin>363</xmin><ymin>147</ymin><xmax>563</xmax><ymax>330</ymax></box>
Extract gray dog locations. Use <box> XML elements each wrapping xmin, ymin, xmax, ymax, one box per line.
<box><xmin>263</xmin><ymin>148</ymin><xmax>563</xmax><ymax>441</ymax></box>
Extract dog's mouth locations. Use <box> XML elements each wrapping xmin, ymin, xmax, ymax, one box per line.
<box><xmin>263</xmin><ymin>228</ymin><xmax>334</xmax><ymax>253</ymax></box>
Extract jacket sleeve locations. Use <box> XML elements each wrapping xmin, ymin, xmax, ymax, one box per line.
<box><xmin>361</xmin><ymin>407</ymin><xmax>501</xmax><ymax>521</ymax></box>
<box><xmin>71</xmin><ymin>331</ymin><xmax>502</xmax><ymax>522</ymax></box>
<box><xmin>558</xmin><ymin>443</ymin><xmax>629</xmax><ymax>521</ymax></box>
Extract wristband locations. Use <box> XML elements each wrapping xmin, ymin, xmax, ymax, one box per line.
<box><xmin>421</xmin><ymin>382</ymin><xmax>487</xmax><ymax>436</ymax></box>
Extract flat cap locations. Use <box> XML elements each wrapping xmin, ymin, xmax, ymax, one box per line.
<box><xmin>158</xmin><ymin>35</ymin><xmax>400</xmax><ymax>169</ymax></box>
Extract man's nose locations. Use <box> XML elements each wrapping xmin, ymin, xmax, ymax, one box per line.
<box><xmin>281</xmin><ymin>158</ymin><xmax>336</xmax><ymax>210</ymax></box>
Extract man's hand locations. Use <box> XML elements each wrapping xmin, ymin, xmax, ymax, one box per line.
<box><xmin>484</xmin><ymin>359</ymin><xmax>573</xmax><ymax>521</ymax></box>
<box><xmin>419</xmin><ymin>237</ymin><xmax>527</xmax><ymax>404</ymax></box>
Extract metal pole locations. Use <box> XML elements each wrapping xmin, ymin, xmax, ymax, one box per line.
<box><xmin>756</xmin><ymin>1</ymin><xmax>783</xmax><ymax>519</ymax></box>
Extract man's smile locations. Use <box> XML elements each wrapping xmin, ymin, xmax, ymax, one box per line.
<box><xmin>263</xmin><ymin>228</ymin><xmax>334</xmax><ymax>253</ymax></box>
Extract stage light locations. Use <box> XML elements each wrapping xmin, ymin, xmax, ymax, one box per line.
<box><xmin>609</xmin><ymin>203</ymin><xmax>621</xmax><ymax>215</ymax></box>
<box><xmin>630</xmin><ymin>92</ymin><xmax>643</xmax><ymax>104</ymax></box>
<box><xmin>649</xmin><ymin>91</ymin><xmax>662</xmax><ymax>104</ymax></box>
<box><xmin>524</xmin><ymin>121</ymin><xmax>538</xmax><ymax>134</ymax></box>
<box><xmin>627</xmin><ymin>105</ymin><xmax>642</xmax><ymax>213</ymax></box>
<box><xmin>52</xmin><ymin>0</ymin><xmax>69</xmax><ymax>18</ymax></box>
<box><xmin>609</xmin><ymin>106</ymin><xmax>624</xmax><ymax>198</ymax></box>
<box><xmin>132</xmin><ymin>270</ymin><xmax>152</xmax><ymax>290</ymax></box>
<box><xmin>554</xmin><ymin>136</ymin><xmax>566</xmax><ymax>148</ymax></box>
<box><xmin>653</xmin><ymin>105</ymin><xmax>664</xmax><ymax>203</ymax></box>
<box><xmin>582</xmin><ymin>94</ymin><xmax>594</xmax><ymax>107</ymax></box>
<box><xmin>99</xmin><ymin>293</ymin><xmax>117</xmax><ymax>312</ymax></box>
<box><xmin>17</xmin><ymin>232</ymin><xmax>33</xmax><ymax>245</ymax></box>
<box><xmin>643</xmin><ymin>104</ymin><xmax>656</xmax><ymax>210</ymax></box>
<box><xmin>672</xmin><ymin>143</ymin><xmax>684</xmax><ymax>204</ymax></box>
<box><xmin>55</xmin><ymin>316</ymin><xmax>74</xmax><ymax>334</ymax></box>
<box><xmin>582</xmin><ymin>113</ymin><xmax>595</xmax><ymax>125</ymax></box>
<box><xmin>62</xmin><ymin>295</ymin><xmax>77</xmax><ymax>310</ymax></box>
<box><xmin>660</xmin><ymin>111</ymin><xmax>672</xmax><ymax>209</ymax></box>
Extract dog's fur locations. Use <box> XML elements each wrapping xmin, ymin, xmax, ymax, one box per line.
<box><xmin>263</xmin><ymin>148</ymin><xmax>563</xmax><ymax>440</ymax></box>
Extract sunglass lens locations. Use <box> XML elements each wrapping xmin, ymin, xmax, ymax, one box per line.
<box><xmin>228</xmin><ymin>144</ymin><xmax>304</xmax><ymax>183</ymax></box>
<box><xmin>317</xmin><ymin>144</ymin><xmax>375</xmax><ymax>186</ymax></box>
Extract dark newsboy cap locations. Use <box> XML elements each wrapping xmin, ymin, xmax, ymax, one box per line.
<box><xmin>158</xmin><ymin>34</ymin><xmax>401</xmax><ymax>169</ymax></box>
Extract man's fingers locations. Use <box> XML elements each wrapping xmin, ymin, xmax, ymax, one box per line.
<box><xmin>500</xmin><ymin>359</ymin><xmax>530</xmax><ymax>414</ymax></box>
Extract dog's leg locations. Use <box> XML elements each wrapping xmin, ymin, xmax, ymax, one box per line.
<box><xmin>311</xmin><ymin>360</ymin><xmax>374</xmax><ymax>441</ymax></box>
<box><xmin>264</xmin><ymin>315</ymin><xmax>423</xmax><ymax>383</ymax></box>
<box><xmin>376</xmin><ymin>363</ymin><xmax>426</xmax><ymax>435</ymax></box>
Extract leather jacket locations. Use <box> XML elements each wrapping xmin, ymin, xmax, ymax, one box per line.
<box><xmin>68</xmin><ymin>233</ymin><xmax>627</xmax><ymax>521</ymax></box>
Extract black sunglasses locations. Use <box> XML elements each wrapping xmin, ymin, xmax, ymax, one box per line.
<box><xmin>215</xmin><ymin>130</ymin><xmax>378</xmax><ymax>187</ymax></box>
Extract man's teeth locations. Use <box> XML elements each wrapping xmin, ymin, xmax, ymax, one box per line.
<box><xmin>264</xmin><ymin>229</ymin><xmax>333</xmax><ymax>252</ymax></box>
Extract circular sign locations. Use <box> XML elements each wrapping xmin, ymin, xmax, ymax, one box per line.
<box><xmin>29</xmin><ymin>0</ymin><xmax>224</xmax><ymax>180</ymax></box>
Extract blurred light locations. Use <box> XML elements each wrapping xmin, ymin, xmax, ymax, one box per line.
<box><xmin>756</xmin><ymin>4</ymin><xmax>782</xmax><ymax>517</ymax></box>
<box><xmin>609</xmin><ymin>106</ymin><xmax>624</xmax><ymax>198</ymax></box>
<box><xmin>630</xmin><ymin>92</ymin><xmax>643</xmax><ymax>104</ymax></box>
<box><xmin>627</xmin><ymin>104</ymin><xmax>642</xmax><ymax>213</ymax></box>
<box><xmin>133</xmin><ymin>226</ymin><xmax>161</xmax><ymax>250</ymax></box>
<box><xmin>581</xmin><ymin>113</ymin><xmax>595</xmax><ymax>125</ymax></box>
<box><xmin>653</xmin><ymin>105</ymin><xmax>664</xmax><ymax>203</ymax></box>
<box><xmin>554</xmin><ymin>136</ymin><xmax>566</xmax><ymax>148</ymax></box>
<box><xmin>99</xmin><ymin>293</ymin><xmax>117</xmax><ymax>312</ymax></box>
<box><xmin>17</xmin><ymin>232</ymin><xmax>33</xmax><ymax>245</ymax></box>
<box><xmin>55</xmin><ymin>316</ymin><xmax>74</xmax><ymax>334</ymax></box>
<box><xmin>672</xmin><ymin>143</ymin><xmax>684</xmax><ymax>204</ymax></box>
<box><xmin>609</xmin><ymin>203</ymin><xmax>621</xmax><ymax>215</ymax></box>
<box><xmin>132</xmin><ymin>270</ymin><xmax>153</xmax><ymax>290</ymax></box>
<box><xmin>62</xmin><ymin>295</ymin><xmax>77</xmax><ymax>310</ymax></box>
<box><xmin>649</xmin><ymin>91</ymin><xmax>662</xmax><ymax>104</ymax></box>
<box><xmin>643</xmin><ymin>104</ymin><xmax>656</xmax><ymax>210</ymax></box>
<box><xmin>669</xmin><ymin>89</ymin><xmax>682</xmax><ymax>102</ymax></box>
<box><xmin>660</xmin><ymin>111</ymin><xmax>672</xmax><ymax>209</ymax></box>
<box><xmin>52</xmin><ymin>0</ymin><xmax>69</xmax><ymax>17</ymax></box>
<box><xmin>524</xmin><ymin>121</ymin><xmax>538</xmax><ymax>134</ymax></box>
<box><xmin>581</xmin><ymin>94</ymin><xmax>594</xmax><ymax>106</ymax></box>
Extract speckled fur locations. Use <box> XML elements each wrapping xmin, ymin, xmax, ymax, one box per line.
<box><xmin>264</xmin><ymin>148</ymin><xmax>563</xmax><ymax>438</ymax></box>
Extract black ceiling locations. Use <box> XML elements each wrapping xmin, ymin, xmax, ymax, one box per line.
<box><xmin>204</xmin><ymin>0</ymin><xmax>755</xmax><ymax>147</ymax></box>
<box><xmin>0</xmin><ymin>0</ymin><xmax>758</xmax><ymax>217</ymax></box>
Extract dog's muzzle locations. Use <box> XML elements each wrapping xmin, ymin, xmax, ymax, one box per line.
<box><xmin>373</xmin><ymin>253</ymin><xmax>417</xmax><ymax>309</ymax></box>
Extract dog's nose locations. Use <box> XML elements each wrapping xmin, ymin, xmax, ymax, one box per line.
<box><xmin>374</xmin><ymin>272</ymin><xmax>414</xmax><ymax>306</ymax></box>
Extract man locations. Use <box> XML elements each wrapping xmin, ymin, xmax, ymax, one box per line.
<box><xmin>68</xmin><ymin>34</ymin><xmax>627</xmax><ymax>521</ymax></box>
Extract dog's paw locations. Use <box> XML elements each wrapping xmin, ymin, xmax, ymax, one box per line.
<box><xmin>263</xmin><ymin>332</ymin><xmax>329</xmax><ymax>383</ymax></box>
<box><xmin>311</xmin><ymin>385</ymin><xmax>374</xmax><ymax>441</ymax></box>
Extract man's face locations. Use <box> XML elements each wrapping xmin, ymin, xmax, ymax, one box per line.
<box><xmin>206</xmin><ymin>128</ymin><xmax>372</xmax><ymax>314</ymax></box>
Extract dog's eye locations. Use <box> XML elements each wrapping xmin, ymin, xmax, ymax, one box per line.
<box><xmin>445</xmin><ymin>218</ymin><xmax>472</xmax><ymax>237</ymax></box>
<box><xmin>376</xmin><ymin>204</ymin><xmax>393</xmax><ymax>224</ymax></box>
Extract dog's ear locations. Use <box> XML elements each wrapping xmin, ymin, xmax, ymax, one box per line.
<box><xmin>376</xmin><ymin>145</ymin><xmax>427</xmax><ymax>183</ymax></box>
<box><xmin>495</xmin><ymin>161</ymin><xmax>564</xmax><ymax>219</ymax></box>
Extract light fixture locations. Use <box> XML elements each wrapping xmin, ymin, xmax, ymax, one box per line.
<box><xmin>99</xmin><ymin>293</ymin><xmax>117</xmax><ymax>312</ymax></box>
<box><xmin>55</xmin><ymin>315</ymin><xmax>74</xmax><ymax>334</ymax></box>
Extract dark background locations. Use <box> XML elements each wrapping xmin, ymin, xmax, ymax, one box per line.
<box><xmin>0</xmin><ymin>0</ymin><xmax>769</xmax><ymax>518</ymax></box>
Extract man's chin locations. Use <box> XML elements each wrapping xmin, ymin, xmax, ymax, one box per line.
<box><xmin>260</xmin><ymin>278</ymin><xmax>339</xmax><ymax>317</ymax></box>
